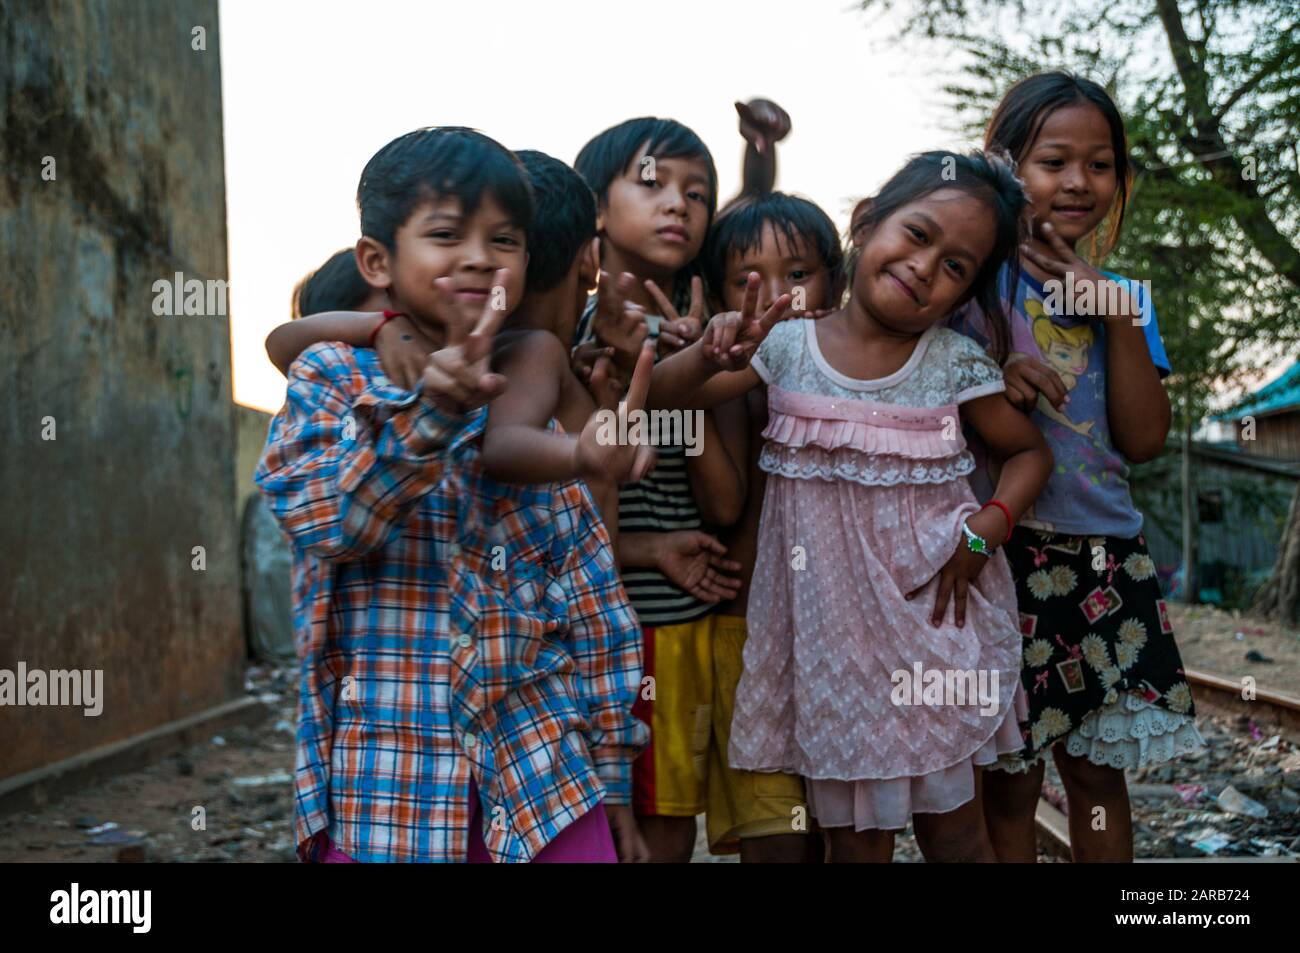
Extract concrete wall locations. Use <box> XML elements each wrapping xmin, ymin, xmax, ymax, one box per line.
<box><xmin>1</xmin><ymin>0</ymin><xmax>243</xmax><ymax>780</ymax></box>
<box><xmin>235</xmin><ymin>404</ymin><xmax>273</xmax><ymax>511</ymax></box>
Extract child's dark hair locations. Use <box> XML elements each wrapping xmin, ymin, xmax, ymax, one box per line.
<box><xmin>291</xmin><ymin>248</ymin><xmax>371</xmax><ymax>318</ymax></box>
<box><xmin>985</xmin><ymin>71</ymin><xmax>1131</xmax><ymax>260</ymax></box>
<box><xmin>515</xmin><ymin>150</ymin><xmax>597</xmax><ymax>293</ymax></box>
<box><xmin>703</xmin><ymin>192</ymin><xmax>843</xmax><ymax>302</ymax></box>
<box><xmin>846</xmin><ymin>150</ymin><xmax>1029</xmax><ymax>363</ymax></box>
<box><xmin>357</xmin><ymin>127</ymin><xmax>533</xmax><ymax>251</ymax></box>
<box><xmin>574</xmin><ymin>117</ymin><xmax>719</xmax><ymax>227</ymax></box>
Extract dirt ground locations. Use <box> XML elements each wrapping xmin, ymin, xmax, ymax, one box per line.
<box><xmin>1</xmin><ymin>602</ymin><xmax>1296</xmax><ymax>863</ymax></box>
<box><xmin>1168</xmin><ymin>603</ymin><xmax>1300</xmax><ymax>696</ymax></box>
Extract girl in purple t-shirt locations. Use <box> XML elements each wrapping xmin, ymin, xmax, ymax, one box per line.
<box><xmin>950</xmin><ymin>71</ymin><xmax>1204</xmax><ymax>863</ymax></box>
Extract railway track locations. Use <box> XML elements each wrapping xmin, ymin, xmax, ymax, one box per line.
<box><xmin>1033</xmin><ymin>668</ymin><xmax>1300</xmax><ymax>862</ymax></box>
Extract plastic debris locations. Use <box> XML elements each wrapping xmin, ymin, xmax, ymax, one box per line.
<box><xmin>1216</xmin><ymin>784</ymin><xmax>1270</xmax><ymax>819</ymax></box>
<box><xmin>231</xmin><ymin>771</ymin><xmax>292</xmax><ymax>788</ymax></box>
<box><xmin>1189</xmin><ymin>829</ymin><xmax>1232</xmax><ymax>855</ymax></box>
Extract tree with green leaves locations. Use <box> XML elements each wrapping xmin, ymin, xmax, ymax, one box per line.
<box><xmin>859</xmin><ymin>0</ymin><xmax>1299</xmax><ymax>619</ymax></box>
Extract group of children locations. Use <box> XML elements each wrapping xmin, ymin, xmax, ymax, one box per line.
<box><xmin>256</xmin><ymin>73</ymin><xmax>1204</xmax><ymax>863</ymax></box>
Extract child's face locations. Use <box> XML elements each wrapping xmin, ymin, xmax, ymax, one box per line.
<box><xmin>600</xmin><ymin>143</ymin><xmax>711</xmax><ymax>275</ymax></box>
<box><xmin>720</xmin><ymin>223</ymin><xmax>830</xmax><ymax>314</ymax></box>
<box><xmin>1018</xmin><ymin>103</ymin><xmax>1118</xmax><ymax>247</ymax></box>
<box><xmin>382</xmin><ymin>193</ymin><xmax>527</xmax><ymax>330</ymax></box>
<box><xmin>853</xmin><ymin>189</ymin><xmax>995</xmax><ymax>335</ymax></box>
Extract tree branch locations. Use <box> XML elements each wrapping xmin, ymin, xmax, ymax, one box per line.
<box><xmin>1155</xmin><ymin>0</ymin><xmax>1300</xmax><ymax>289</ymax></box>
<box><xmin>1214</xmin><ymin>38</ymin><xmax>1300</xmax><ymax>124</ymax></box>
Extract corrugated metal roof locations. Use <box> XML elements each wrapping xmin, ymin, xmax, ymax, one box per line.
<box><xmin>1212</xmin><ymin>361</ymin><xmax>1300</xmax><ymax>420</ymax></box>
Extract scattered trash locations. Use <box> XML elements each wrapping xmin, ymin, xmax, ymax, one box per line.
<box><xmin>1248</xmin><ymin>837</ymin><xmax>1289</xmax><ymax>857</ymax></box>
<box><xmin>1173</xmin><ymin>783</ymin><xmax>1205</xmax><ymax>804</ymax></box>
<box><xmin>1245</xmin><ymin>649</ymin><xmax>1275</xmax><ymax>663</ymax></box>
<box><xmin>1129</xmin><ymin>783</ymin><xmax>1179</xmax><ymax>800</ymax></box>
<box><xmin>231</xmin><ymin>771</ymin><xmax>292</xmax><ymax>788</ymax></box>
<box><xmin>274</xmin><ymin>719</ymin><xmax>293</xmax><ymax>735</ymax></box>
<box><xmin>73</xmin><ymin>816</ymin><xmax>99</xmax><ymax>830</ymax></box>
<box><xmin>1189</xmin><ymin>829</ymin><xmax>1232</xmax><ymax>855</ymax></box>
<box><xmin>211</xmin><ymin>735</ymin><xmax>226</xmax><ymax>747</ymax></box>
<box><xmin>1216</xmin><ymin>784</ymin><xmax>1270</xmax><ymax>819</ymax></box>
<box><xmin>1233</xmin><ymin>631</ymin><xmax>1245</xmax><ymax>641</ymax></box>
<box><xmin>84</xmin><ymin>822</ymin><xmax>118</xmax><ymax>836</ymax></box>
<box><xmin>90</xmin><ymin>830</ymin><xmax>141</xmax><ymax>846</ymax></box>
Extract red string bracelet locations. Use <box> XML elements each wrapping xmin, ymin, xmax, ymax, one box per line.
<box><xmin>367</xmin><ymin>310</ymin><xmax>405</xmax><ymax>348</ymax></box>
<box><xmin>980</xmin><ymin>499</ymin><xmax>1015</xmax><ymax>544</ymax></box>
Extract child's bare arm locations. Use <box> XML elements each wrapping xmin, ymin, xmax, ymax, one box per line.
<box><xmin>1104</xmin><ymin>319</ymin><xmax>1170</xmax><ymax>463</ymax></box>
<box><xmin>482</xmin><ymin>331</ymin><xmax>574</xmax><ymax>481</ymax></box>
<box><xmin>648</xmin><ymin>274</ymin><xmax>791</xmax><ymax>410</ymax></box>
<box><xmin>483</xmin><ymin>334</ymin><xmax>657</xmax><ymax>486</ymax></box>
<box><xmin>266</xmin><ymin>310</ymin><xmax>435</xmax><ymax>390</ymax></box>
<box><xmin>647</xmin><ymin>338</ymin><xmax>758</xmax><ymax>410</ymax></box>
<box><xmin>905</xmin><ymin>393</ymin><xmax>1052</xmax><ymax>628</ymax></box>
<box><xmin>687</xmin><ymin>403</ymin><xmax>747</xmax><ymax>527</ymax></box>
<box><xmin>963</xmin><ymin>393</ymin><xmax>1054</xmax><ymax>540</ymax></box>
<box><xmin>266</xmin><ymin>311</ymin><xmax>383</xmax><ymax>376</ymax></box>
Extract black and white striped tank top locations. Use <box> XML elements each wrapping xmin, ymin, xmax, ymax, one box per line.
<box><xmin>574</xmin><ymin>296</ymin><xmax>712</xmax><ymax>626</ymax></box>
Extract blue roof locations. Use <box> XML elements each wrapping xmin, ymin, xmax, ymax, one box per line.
<box><xmin>1213</xmin><ymin>361</ymin><xmax>1300</xmax><ymax>420</ymax></box>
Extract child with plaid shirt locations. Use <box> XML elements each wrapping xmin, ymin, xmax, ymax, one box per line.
<box><xmin>257</xmin><ymin>127</ymin><xmax>649</xmax><ymax>862</ymax></box>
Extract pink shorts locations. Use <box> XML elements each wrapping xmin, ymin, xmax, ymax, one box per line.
<box><xmin>320</xmin><ymin>781</ymin><xmax>617</xmax><ymax>863</ymax></box>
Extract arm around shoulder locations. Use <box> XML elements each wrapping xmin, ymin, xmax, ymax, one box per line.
<box><xmin>256</xmin><ymin>342</ymin><xmax>461</xmax><ymax>561</ymax></box>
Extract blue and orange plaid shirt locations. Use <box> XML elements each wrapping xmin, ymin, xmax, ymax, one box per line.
<box><xmin>256</xmin><ymin>342</ymin><xmax>647</xmax><ymax>863</ymax></box>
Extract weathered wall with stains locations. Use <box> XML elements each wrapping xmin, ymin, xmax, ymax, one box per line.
<box><xmin>0</xmin><ymin>0</ymin><xmax>243</xmax><ymax>780</ymax></box>
<box><xmin>234</xmin><ymin>404</ymin><xmax>272</xmax><ymax>511</ymax></box>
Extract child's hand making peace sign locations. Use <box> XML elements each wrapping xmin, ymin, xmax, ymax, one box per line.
<box><xmin>592</xmin><ymin>265</ymin><xmax>649</xmax><ymax>373</ymax></box>
<box><xmin>419</xmin><ymin>269</ymin><xmax>511</xmax><ymax>413</ymax></box>
<box><xmin>700</xmin><ymin>271</ymin><xmax>792</xmax><ymax>372</ymax></box>
<box><xmin>575</xmin><ymin>340</ymin><xmax>658</xmax><ymax>486</ymax></box>
<box><xmin>644</xmin><ymin>275</ymin><xmax>705</xmax><ymax>357</ymax></box>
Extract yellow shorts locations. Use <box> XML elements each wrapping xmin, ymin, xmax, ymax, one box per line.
<box><xmin>705</xmin><ymin>614</ymin><xmax>808</xmax><ymax>854</ymax></box>
<box><xmin>632</xmin><ymin>617</ymin><xmax>713</xmax><ymax>816</ymax></box>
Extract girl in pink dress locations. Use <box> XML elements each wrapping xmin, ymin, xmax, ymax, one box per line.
<box><xmin>647</xmin><ymin>151</ymin><xmax>1054</xmax><ymax>862</ymax></box>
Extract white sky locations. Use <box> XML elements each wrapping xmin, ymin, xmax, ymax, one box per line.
<box><xmin>219</xmin><ymin>0</ymin><xmax>963</xmax><ymax>412</ymax></box>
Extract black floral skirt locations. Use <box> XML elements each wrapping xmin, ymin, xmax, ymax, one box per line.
<box><xmin>1003</xmin><ymin>526</ymin><xmax>1195</xmax><ymax>760</ymax></box>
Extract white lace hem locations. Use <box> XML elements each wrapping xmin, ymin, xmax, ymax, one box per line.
<box><xmin>989</xmin><ymin>690</ymin><xmax>1205</xmax><ymax>774</ymax></box>
<box><xmin>758</xmin><ymin>444</ymin><xmax>975</xmax><ymax>487</ymax></box>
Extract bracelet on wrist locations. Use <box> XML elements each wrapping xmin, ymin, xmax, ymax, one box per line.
<box><xmin>961</xmin><ymin>519</ymin><xmax>990</xmax><ymax>556</ymax></box>
<box><xmin>980</xmin><ymin>499</ymin><xmax>1015</xmax><ymax>544</ymax></box>
<box><xmin>368</xmin><ymin>310</ymin><xmax>405</xmax><ymax>348</ymax></box>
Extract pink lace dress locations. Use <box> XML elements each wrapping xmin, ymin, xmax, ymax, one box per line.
<box><xmin>729</xmin><ymin>320</ymin><xmax>1027</xmax><ymax>831</ymax></box>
